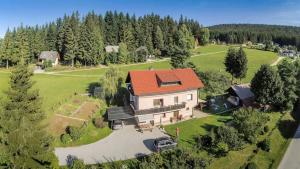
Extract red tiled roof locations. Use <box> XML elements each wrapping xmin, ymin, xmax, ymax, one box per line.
<box><xmin>126</xmin><ymin>68</ymin><xmax>204</xmax><ymax>96</ymax></box>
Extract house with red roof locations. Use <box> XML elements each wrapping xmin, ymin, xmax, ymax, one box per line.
<box><xmin>107</xmin><ymin>68</ymin><xmax>204</xmax><ymax>128</ymax></box>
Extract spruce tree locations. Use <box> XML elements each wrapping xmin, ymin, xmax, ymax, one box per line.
<box><xmin>46</xmin><ymin>23</ymin><xmax>57</xmax><ymax>51</ymax></box>
<box><xmin>154</xmin><ymin>26</ymin><xmax>164</xmax><ymax>53</ymax></box>
<box><xmin>200</xmin><ymin>28</ymin><xmax>210</xmax><ymax>46</ymax></box>
<box><xmin>14</xmin><ymin>28</ymin><xmax>30</xmax><ymax>63</ymax></box>
<box><xmin>122</xmin><ymin>23</ymin><xmax>135</xmax><ymax>51</ymax></box>
<box><xmin>64</xmin><ymin>23</ymin><xmax>76</xmax><ymax>67</ymax></box>
<box><xmin>1</xmin><ymin>30</ymin><xmax>15</xmax><ymax>68</ymax></box>
<box><xmin>0</xmin><ymin>60</ymin><xmax>58</xmax><ymax>168</ymax></box>
<box><xmin>251</xmin><ymin>64</ymin><xmax>284</xmax><ymax>109</ymax></box>
<box><xmin>118</xmin><ymin>42</ymin><xmax>129</xmax><ymax>64</ymax></box>
<box><xmin>177</xmin><ymin>24</ymin><xmax>194</xmax><ymax>50</ymax></box>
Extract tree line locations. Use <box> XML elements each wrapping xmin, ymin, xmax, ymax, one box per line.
<box><xmin>0</xmin><ymin>11</ymin><xmax>209</xmax><ymax>68</ymax></box>
<box><xmin>209</xmin><ymin>24</ymin><xmax>300</xmax><ymax>49</ymax></box>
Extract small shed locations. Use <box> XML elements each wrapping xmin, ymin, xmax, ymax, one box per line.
<box><xmin>38</xmin><ymin>51</ymin><xmax>60</xmax><ymax>66</ymax></box>
<box><xmin>227</xmin><ymin>84</ymin><xmax>255</xmax><ymax>107</ymax></box>
<box><xmin>105</xmin><ymin>45</ymin><xmax>119</xmax><ymax>53</ymax></box>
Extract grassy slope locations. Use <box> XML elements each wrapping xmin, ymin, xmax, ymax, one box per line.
<box><xmin>165</xmin><ymin>111</ymin><xmax>294</xmax><ymax>169</ymax></box>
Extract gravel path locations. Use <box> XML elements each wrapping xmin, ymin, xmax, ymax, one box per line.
<box><xmin>55</xmin><ymin>126</ymin><xmax>168</xmax><ymax>165</ymax></box>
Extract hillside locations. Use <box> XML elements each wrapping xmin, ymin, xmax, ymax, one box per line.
<box><xmin>209</xmin><ymin>24</ymin><xmax>300</xmax><ymax>49</ymax></box>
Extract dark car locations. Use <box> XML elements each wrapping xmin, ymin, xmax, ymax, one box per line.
<box><xmin>153</xmin><ymin>136</ymin><xmax>177</xmax><ymax>152</ymax></box>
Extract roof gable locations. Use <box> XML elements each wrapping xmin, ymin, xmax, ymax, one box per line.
<box><xmin>126</xmin><ymin>68</ymin><xmax>204</xmax><ymax>96</ymax></box>
<box><xmin>230</xmin><ymin>84</ymin><xmax>254</xmax><ymax>100</ymax></box>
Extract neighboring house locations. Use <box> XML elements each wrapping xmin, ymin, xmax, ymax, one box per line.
<box><xmin>38</xmin><ymin>51</ymin><xmax>60</xmax><ymax>66</ymax></box>
<box><xmin>105</xmin><ymin>45</ymin><xmax>119</xmax><ymax>53</ymax></box>
<box><xmin>135</xmin><ymin>46</ymin><xmax>155</xmax><ymax>61</ymax></box>
<box><xmin>226</xmin><ymin>84</ymin><xmax>255</xmax><ymax>107</ymax></box>
<box><xmin>280</xmin><ymin>49</ymin><xmax>299</xmax><ymax>58</ymax></box>
<box><xmin>107</xmin><ymin>68</ymin><xmax>204</xmax><ymax>128</ymax></box>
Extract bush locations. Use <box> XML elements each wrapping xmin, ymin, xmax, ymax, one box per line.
<box><xmin>213</xmin><ymin>142</ymin><xmax>229</xmax><ymax>157</ymax></box>
<box><xmin>60</xmin><ymin>134</ymin><xmax>72</xmax><ymax>144</ymax></box>
<box><xmin>214</xmin><ymin>126</ymin><xmax>244</xmax><ymax>150</ymax></box>
<box><xmin>93</xmin><ymin>117</ymin><xmax>105</xmax><ymax>128</ymax></box>
<box><xmin>69</xmin><ymin>158</ymin><xmax>85</xmax><ymax>169</ymax></box>
<box><xmin>257</xmin><ymin>139</ymin><xmax>271</xmax><ymax>152</ymax></box>
<box><xmin>66</xmin><ymin>126</ymin><xmax>82</xmax><ymax>141</ymax></box>
<box><xmin>195</xmin><ymin>135</ymin><xmax>213</xmax><ymax>150</ymax></box>
<box><xmin>245</xmin><ymin>162</ymin><xmax>258</xmax><ymax>169</ymax></box>
<box><xmin>42</xmin><ymin>60</ymin><xmax>52</xmax><ymax>69</ymax></box>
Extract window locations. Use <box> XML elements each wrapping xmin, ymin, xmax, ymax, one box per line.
<box><xmin>174</xmin><ymin>96</ymin><xmax>179</xmax><ymax>105</ymax></box>
<box><xmin>163</xmin><ymin>113</ymin><xmax>166</xmax><ymax>118</ymax></box>
<box><xmin>187</xmin><ymin>94</ymin><xmax>193</xmax><ymax>101</ymax></box>
<box><xmin>153</xmin><ymin>99</ymin><xmax>163</xmax><ymax>107</ymax></box>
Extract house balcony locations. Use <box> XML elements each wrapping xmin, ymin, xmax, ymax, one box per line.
<box><xmin>130</xmin><ymin>102</ymin><xmax>186</xmax><ymax>115</ymax></box>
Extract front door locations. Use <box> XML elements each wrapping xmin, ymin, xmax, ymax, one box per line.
<box><xmin>173</xmin><ymin>111</ymin><xmax>179</xmax><ymax>119</ymax></box>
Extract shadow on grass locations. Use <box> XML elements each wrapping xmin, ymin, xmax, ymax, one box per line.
<box><xmin>86</xmin><ymin>82</ymin><xmax>100</xmax><ymax>96</ymax></box>
<box><xmin>277</xmin><ymin>119</ymin><xmax>298</xmax><ymax>139</ymax></box>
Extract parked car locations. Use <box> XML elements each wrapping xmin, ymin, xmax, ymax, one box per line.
<box><xmin>153</xmin><ymin>136</ymin><xmax>177</xmax><ymax>152</ymax></box>
<box><xmin>112</xmin><ymin>120</ymin><xmax>123</xmax><ymax>130</ymax></box>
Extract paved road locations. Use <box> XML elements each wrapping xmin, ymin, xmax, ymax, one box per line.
<box><xmin>278</xmin><ymin>125</ymin><xmax>300</xmax><ymax>169</ymax></box>
<box><xmin>55</xmin><ymin>126</ymin><xmax>168</xmax><ymax>165</ymax></box>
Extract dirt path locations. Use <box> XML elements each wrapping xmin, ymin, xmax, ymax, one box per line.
<box><xmin>55</xmin><ymin>114</ymin><xmax>87</xmax><ymax>122</ymax></box>
<box><xmin>271</xmin><ymin>56</ymin><xmax>284</xmax><ymax>66</ymax></box>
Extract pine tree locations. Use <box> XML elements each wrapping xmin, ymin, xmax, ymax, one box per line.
<box><xmin>122</xmin><ymin>23</ymin><xmax>135</xmax><ymax>51</ymax></box>
<box><xmin>177</xmin><ymin>24</ymin><xmax>194</xmax><ymax>50</ymax></box>
<box><xmin>251</xmin><ymin>64</ymin><xmax>284</xmax><ymax>108</ymax></box>
<box><xmin>154</xmin><ymin>26</ymin><xmax>164</xmax><ymax>52</ymax></box>
<box><xmin>118</xmin><ymin>42</ymin><xmax>129</xmax><ymax>64</ymax></box>
<box><xmin>14</xmin><ymin>27</ymin><xmax>30</xmax><ymax>63</ymax></box>
<box><xmin>64</xmin><ymin>23</ymin><xmax>76</xmax><ymax>67</ymax></box>
<box><xmin>0</xmin><ymin>60</ymin><xmax>58</xmax><ymax>168</ymax></box>
<box><xmin>78</xmin><ymin>24</ymin><xmax>92</xmax><ymax>66</ymax></box>
<box><xmin>1</xmin><ymin>30</ymin><xmax>15</xmax><ymax>68</ymax></box>
<box><xmin>200</xmin><ymin>28</ymin><xmax>210</xmax><ymax>46</ymax></box>
<box><xmin>104</xmin><ymin>11</ymin><xmax>118</xmax><ymax>45</ymax></box>
<box><xmin>45</xmin><ymin>22</ymin><xmax>57</xmax><ymax>51</ymax></box>
<box><xmin>278</xmin><ymin>60</ymin><xmax>298</xmax><ymax>110</ymax></box>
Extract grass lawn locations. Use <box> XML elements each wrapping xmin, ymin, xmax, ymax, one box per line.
<box><xmin>0</xmin><ymin>45</ymin><xmax>278</xmax><ymax>146</ymax></box>
<box><xmin>165</xmin><ymin>113</ymin><xmax>232</xmax><ymax>148</ymax></box>
<box><xmin>55</xmin><ymin>122</ymin><xmax>112</xmax><ymax>147</ymax></box>
<box><xmin>165</xmin><ymin>111</ymin><xmax>296</xmax><ymax>169</ymax></box>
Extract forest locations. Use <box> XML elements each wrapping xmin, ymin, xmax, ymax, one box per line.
<box><xmin>209</xmin><ymin>24</ymin><xmax>300</xmax><ymax>49</ymax></box>
<box><xmin>0</xmin><ymin>11</ymin><xmax>209</xmax><ymax>67</ymax></box>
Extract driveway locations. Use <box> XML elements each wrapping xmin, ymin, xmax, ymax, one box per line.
<box><xmin>55</xmin><ymin>125</ymin><xmax>168</xmax><ymax>165</ymax></box>
<box><xmin>278</xmin><ymin>125</ymin><xmax>300</xmax><ymax>169</ymax></box>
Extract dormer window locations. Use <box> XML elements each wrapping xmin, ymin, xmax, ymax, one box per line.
<box><xmin>156</xmin><ymin>72</ymin><xmax>181</xmax><ymax>87</ymax></box>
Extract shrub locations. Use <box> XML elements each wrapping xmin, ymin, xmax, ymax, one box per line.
<box><xmin>214</xmin><ymin>126</ymin><xmax>244</xmax><ymax>150</ymax></box>
<box><xmin>257</xmin><ymin>139</ymin><xmax>271</xmax><ymax>152</ymax></box>
<box><xmin>93</xmin><ymin>117</ymin><xmax>105</xmax><ymax>128</ymax></box>
<box><xmin>60</xmin><ymin>134</ymin><xmax>72</xmax><ymax>144</ymax></box>
<box><xmin>245</xmin><ymin>162</ymin><xmax>258</xmax><ymax>169</ymax></box>
<box><xmin>69</xmin><ymin>158</ymin><xmax>85</xmax><ymax>169</ymax></box>
<box><xmin>213</xmin><ymin>142</ymin><xmax>229</xmax><ymax>157</ymax></box>
<box><xmin>66</xmin><ymin>126</ymin><xmax>82</xmax><ymax>141</ymax></box>
<box><xmin>195</xmin><ymin>135</ymin><xmax>213</xmax><ymax>150</ymax></box>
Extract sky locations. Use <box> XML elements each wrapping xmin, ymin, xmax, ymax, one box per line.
<box><xmin>1</xmin><ymin>0</ymin><xmax>300</xmax><ymax>38</ymax></box>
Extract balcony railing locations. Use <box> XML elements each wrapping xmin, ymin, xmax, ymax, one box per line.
<box><xmin>130</xmin><ymin>102</ymin><xmax>186</xmax><ymax>115</ymax></box>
